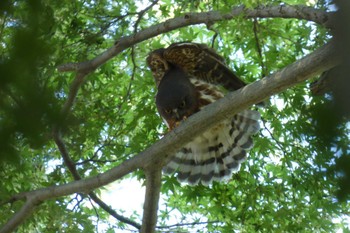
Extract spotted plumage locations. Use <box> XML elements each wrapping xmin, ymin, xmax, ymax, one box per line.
<box><xmin>147</xmin><ymin>42</ymin><xmax>260</xmax><ymax>185</ymax></box>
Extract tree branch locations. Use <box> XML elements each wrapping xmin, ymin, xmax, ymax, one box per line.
<box><xmin>253</xmin><ymin>18</ymin><xmax>267</xmax><ymax>78</ymax></box>
<box><xmin>60</xmin><ymin>72</ymin><xmax>87</xmax><ymax>119</ymax></box>
<box><xmin>156</xmin><ymin>220</ymin><xmax>221</xmax><ymax>229</ymax></box>
<box><xmin>1</xmin><ymin>40</ymin><xmax>340</xmax><ymax>233</ymax></box>
<box><xmin>139</xmin><ymin>41</ymin><xmax>340</xmax><ymax>169</ymax></box>
<box><xmin>55</xmin><ymin>4</ymin><xmax>334</xmax><ymax>123</ymax></box>
<box><xmin>310</xmin><ymin>67</ymin><xmax>339</xmax><ymax>95</ymax></box>
<box><xmin>52</xmin><ymin>125</ymin><xmax>142</xmax><ymax>230</ymax></box>
<box><xmin>89</xmin><ymin>192</ymin><xmax>141</xmax><ymax>230</ymax></box>
<box><xmin>141</xmin><ymin>167</ymin><xmax>162</xmax><ymax>233</ymax></box>
<box><xmin>57</xmin><ymin>5</ymin><xmax>333</xmax><ymax>73</ymax></box>
<box><xmin>0</xmin><ymin>197</ymin><xmax>39</xmax><ymax>233</ymax></box>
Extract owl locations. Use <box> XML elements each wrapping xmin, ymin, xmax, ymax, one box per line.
<box><xmin>147</xmin><ymin>42</ymin><xmax>260</xmax><ymax>185</ymax></box>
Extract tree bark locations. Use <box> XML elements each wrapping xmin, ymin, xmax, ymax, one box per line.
<box><xmin>141</xmin><ymin>168</ymin><xmax>162</xmax><ymax>233</ymax></box>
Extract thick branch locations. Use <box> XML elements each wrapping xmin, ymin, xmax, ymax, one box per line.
<box><xmin>58</xmin><ymin>5</ymin><xmax>334</xmax><ymax>119</ymax></box>
<box><xmin>57</xmin><ymin>5</ymin><xmax>333</xmax><ymax>73</ymax></box>
<box><xmin>55</xmin><ymin>4</ymin><xmax>334</xmax><ymax>129</ymax></box>
<box><xmin>56</xmin><ymin>4</ymin><xmax>333</xmax><ymax>121</ymax></box>
<box><xmin>0</xmin><ymin>197</ymin><xmax>39</xmax><ymax>233</ymax></box>
<box><xmin>141</xmin><ymin>168</ymin><xmax>162</xmax><ymax>233</ymax></box>
<box><xmin>0</xmin><ymin>41</ymin><xmax>340</xmax><ymax>233</ymax></box>
<box><xmin>139</xmin><ymin>41</ymin><xmax>340</xmax><ymax>168</ymax></box>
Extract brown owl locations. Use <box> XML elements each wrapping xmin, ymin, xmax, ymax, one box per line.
<box><xmin>147</xmin><ymin>42</ymin><xmax>260</xmax><ymax>185</ymax></box>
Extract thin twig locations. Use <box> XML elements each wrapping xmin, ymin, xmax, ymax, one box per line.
<box><xmin>52</xmin><ymin>128</ymin><xmax>142</xmax><ymax>230</ymax></box>
<box><xmin>253</xmin><ymin>18</ymin><xmax>267</xmax><ymax>78</ymax></box>
<box><xmin>133</xmin><ymin>0</ymin><xmax>159</xmax><ymax>33</ymax></box>
<box><xmin>156</xmin><ymin>220</ymin><xmax>221</xmax><ymax>229</ymax></box>
<box><xmin>89</xmin><ymin>192</ymin><xmax>142</xmax><ymax>230</ymax></box>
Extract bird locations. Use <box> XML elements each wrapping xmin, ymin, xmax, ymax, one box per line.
<box><xmin>147</xmin><ymin>42</ymin><xmax>260</xmax><ymax>185</ymax></box>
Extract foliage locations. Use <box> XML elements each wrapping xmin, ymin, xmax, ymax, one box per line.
<box><xmin>0</xmin><ymin>0</ymin><xmax>349</xmax><ymax>232</ymax></box>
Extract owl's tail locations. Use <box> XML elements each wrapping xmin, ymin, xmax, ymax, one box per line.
<box><xmin>163</xmin><ymin>109</ymin><xmax>260</xmax><ymax>185</ymax></box>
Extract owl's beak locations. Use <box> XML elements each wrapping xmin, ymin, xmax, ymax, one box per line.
<box><xmin>171</xmin><ymin>110</ymin><xmax>188</xmax><ymax>129</ymax></box>
<box><xmin>173</xmin><ymin>109</ymin><xmax>181</xmax><ymax>120</ymax></box>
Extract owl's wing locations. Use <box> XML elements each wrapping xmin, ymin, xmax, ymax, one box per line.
<box><xmin>163</xmin><ymin>109</ymin><xmax>261</xmax><ymax>185</ymax></box>
<box><xmin>146</xmin><ymin>48</ymin><xmax>168</xmax><ymax>87</ymax></box>
<box><xmin>163</xmin><ymin>42</ymin><xmax>246</xmax><ymax>91</ymax></box>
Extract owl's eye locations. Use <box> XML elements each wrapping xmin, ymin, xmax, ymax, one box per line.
<box><xmin>164</xmin><ymin>109</ymin><xmax>172</xmax><ymax>114</ymax></box>
<box><xmin>179</xmin><ymin>100</ymin><xmax>186</xmax><ymax>108</ymax></box>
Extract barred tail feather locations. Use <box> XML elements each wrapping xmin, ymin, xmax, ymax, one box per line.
<box><xmin>163</xmin><ymin>110</ymin><xmax>260</xmax><ymax>185</ymax></box>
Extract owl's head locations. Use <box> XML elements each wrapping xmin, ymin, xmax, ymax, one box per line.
<box><xmin>156</xmin><ymin>68</ymin><xmax>199</xmax><ymax>129</ymax></box>
<box><xmin>146</xmin><ymin>48</ymin><xmax>168</xmax><ymax>87</ymax></box>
